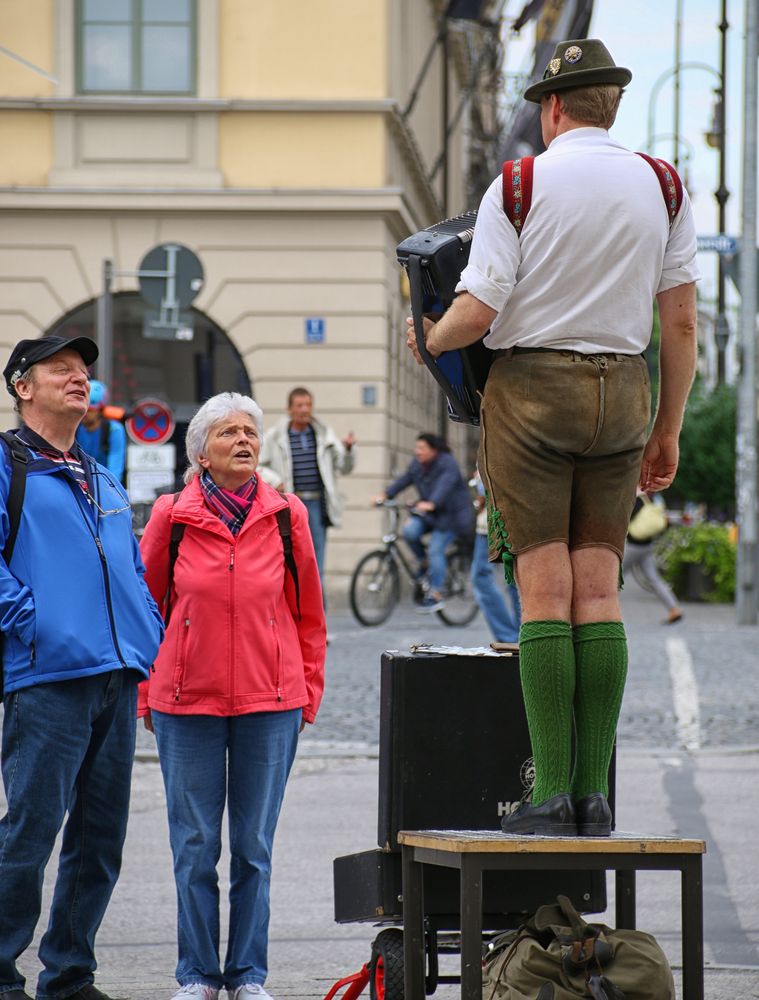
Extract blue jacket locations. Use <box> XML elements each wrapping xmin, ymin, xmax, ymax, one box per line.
<box><xmin>75</xmin><ymin>418</ymin><xmax>127</xmax><ymax>481</ymax></box>
<box><xmin>0</xmin><ymin>435</ymin><xmax>164</xmax><ymax>695</ymax></box>
<box><xmin>386</xmin><ymin>451</ymin><xmax>475</xmax><ymax>538</ymax></box>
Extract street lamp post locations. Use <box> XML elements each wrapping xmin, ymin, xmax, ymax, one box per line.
<box><xmin>648</xmin><ymin>42</ymin><xmax>729</xmax><ymax>385</ymax></box>
<box><xmin>714</xmin><ymin>0</ymin><xmax>730</xmax><ymax>384</ymax></box>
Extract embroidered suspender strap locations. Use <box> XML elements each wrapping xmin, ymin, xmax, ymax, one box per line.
<box><xmin>500</xmin><ymin>153</ymin><xmax>682</xmax><ymax>230</ymax></box>
<box><xmin>636</xmin><ymin>153</ymin><xmax>684</xmax><ymax>224</ymax></box>
<box><xmin>275</xmin><ymin>505</ymin><xmax>302</xmax><ymax>621</ymax></box>
<box><xmin>502</xmin><ymin>156</ymin><xmax>535</xmax><ymax>234</ymax></box>
<box><xmin>164</xmin><ymin>494</ymin><xmax>301</xmax><ymax>626</ymax></box>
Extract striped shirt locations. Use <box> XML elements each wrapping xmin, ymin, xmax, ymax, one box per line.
<box><xmin>16</xmin><ymin>426</ymin><xmax>92</xmax><ymax>500</ymax></box>
<box><xmin>288</xmin><ymin>425</ymin><xmax>323</xmax><ymax>494</ymax></box>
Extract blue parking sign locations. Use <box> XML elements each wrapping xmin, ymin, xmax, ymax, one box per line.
<box><xmin>305</xmin><ymin>317</ymin><xmax>325</xmax><ymax>343</ymax></box>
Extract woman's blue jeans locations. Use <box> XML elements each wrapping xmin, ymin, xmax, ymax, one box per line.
<box><xmin>402</xmin><ymin>516</ymin><xmax>455</xmax><ymax>594</ymax></box>
<box><xmin>470</xmin><ymin>533</ymin><xmax>522</xmax><ymax>642</ymax></box>
<box><xmin>152</xmin><ymin>709</ymin><xmax>301</xmax><ymax>990</ymax></box>
<box><xmin>0</xmin><ymin>670</ymin><xmax>137</xmax><ymax>999</ymax></box>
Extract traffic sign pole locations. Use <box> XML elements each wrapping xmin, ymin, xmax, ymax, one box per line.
<box><xmin>735</xmin><ymin>0</ymin><xmax>758</xmax><ymax>626</ymax></box>
<box><xmin>96</xmin><ymin>258</ymin><xmax>114</xmax><ymax>391</ymax></box>
<box><xmin>95</xmin><ymin>243</ymin><xmax>205</xmax><ymax>397</ymax></box>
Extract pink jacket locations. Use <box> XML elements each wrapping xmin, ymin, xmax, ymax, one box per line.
<box><xmin>138</xmin><ymin>476</ymin><xmax>326</xmax><ymax>722</ymax></box>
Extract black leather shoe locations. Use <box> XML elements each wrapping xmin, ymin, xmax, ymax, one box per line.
<box><xmin>500</xmin><ymin>792</ymin><xmax>577</xmax><ymax>836</ymax></box>
<box><xmin>576</xmin><ymin>793</ymin><xmax>612</xmax><ymax>836</ymax></box>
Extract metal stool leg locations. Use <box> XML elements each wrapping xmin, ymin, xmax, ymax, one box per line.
<box><xmin>460</xmin><ymin>855</ymin><xmax>484</xmax><ymax>1000</ymax></box>
<box><xmin>681</xmin><ymin>856</ymin><xmax>705</xmax><ymax>1000</ymax></box>
<box><xmin>402</xmin><ymin>846</ymin><xmax>427</xmax><ymax>1000</ymax></box>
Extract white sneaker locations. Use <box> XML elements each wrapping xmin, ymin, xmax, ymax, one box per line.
<box><xmin>172</xmin><ymin>985</ymin><xmax>220</xmax><ymax>1000</ymax></box>
<box><xmin>228</xmin><ymin>986</ymin><xmax>274</xmax><ymax>1000</ymax></box>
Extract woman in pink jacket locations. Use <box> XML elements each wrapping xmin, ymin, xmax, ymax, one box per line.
<box><xmin>139</xmin><ymin>392</ymin><xmax>326</xmax><ymax>1000</ymax></box>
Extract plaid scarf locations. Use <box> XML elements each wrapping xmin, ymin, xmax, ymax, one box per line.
<box><xmin>199</xmin><ymin>470</ymin><xmax>258</xmax><ymax>535</ymax></box>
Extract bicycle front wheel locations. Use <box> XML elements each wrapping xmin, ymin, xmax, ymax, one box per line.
<box><xmin>349</xmin><ymin>550</ymin><xmax>401</xmax><ymax>626</ymax></box>
<box><xmin>437</xmin><ymin>548</ymin><xmax>479</xmax><ymax>626</ymax></box>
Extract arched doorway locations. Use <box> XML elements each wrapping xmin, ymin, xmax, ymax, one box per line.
<box><xmin>48</xmin><ymin>293</ymin><xmax>251</xmax><ymax>506</ymax></box>
<box><xmin>49</xmin><ymin>293</ymin><xmax>251</xmax><ymax>416</ymax></box>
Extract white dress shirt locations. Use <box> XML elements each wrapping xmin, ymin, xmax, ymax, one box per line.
<box><xmin>456</xmin><ymin>128</ymin><xmax>700</xmax><ymax>354</ymax></box>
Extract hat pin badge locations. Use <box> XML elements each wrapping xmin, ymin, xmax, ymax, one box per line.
<box><xmin>564</xmin><ymin>45</ymin><xmax>583</xmax><ymax>64</ymax></box>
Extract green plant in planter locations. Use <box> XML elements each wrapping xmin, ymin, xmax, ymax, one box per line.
<box><xmin>654</xmin><ymin>522</ymin><xmax>736</xmax><ymax>603</ymax></box>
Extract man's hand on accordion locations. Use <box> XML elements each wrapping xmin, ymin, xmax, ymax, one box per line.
<box><xmin>405</xmin><ymin>315</ymin><xmax>439</xmax><ymax>365</ymax></box>
<box><xmin>405</xmin><ymin>293</ymin><xmax>497</xmax><ymax>365</ymax></box>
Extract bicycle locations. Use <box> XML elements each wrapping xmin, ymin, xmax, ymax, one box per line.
<box><xmin>349</xmin><ymin>501</ymin><xmax>479</xmax><ymax>627</ymax></box>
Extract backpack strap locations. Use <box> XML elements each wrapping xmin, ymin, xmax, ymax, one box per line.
<box><xmin>502</xmin><ymin>156</ymin><xmax>535</xmax><ymax>235</ymax></box>
<box><xmin>276</xmin><ymin>504</ymin><xmax>301</xmax><ymax>621</ymax></box>
<box><xmin>163</xmin><ymin>494</ymin><xmax>301</xmax><ymax>625</ymax></box>
<box><xmin>164</xmin><ymin>491</ymin><xmax>185</xmax><ymax>627</ymax></box>
<box><xmin>636</xmin><ymin>153</ymin><xmax>684</xmax><ymax>224</ymax></box>
<box><xmin>0</xmin><ymin>431</ymin><xmax>30</xmax><ymax>565</ymax></box>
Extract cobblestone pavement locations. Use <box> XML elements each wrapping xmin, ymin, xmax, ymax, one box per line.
<box><xmin>9</xmin><ymin>581</ymin><xmax>759</xmax><ymax>1000</ymax></box>
<box><xmin>136</xmin><ymin>581</ymin><xmax>758</xmax><ymax>758</ymax></box>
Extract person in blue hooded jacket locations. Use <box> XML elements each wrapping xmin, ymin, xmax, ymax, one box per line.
<box><xmin>0</xmin><ymin>336</ymin><xmax>164</xmax><ymax>1000</ymax></box>
<box><xmin>75</xmin><ymin>379</ymin><xmax>127</xmax><ymax>483</ymax></box>
<box><xmin>374</xmin><ymin>433</ymin><xmax>474</xmax><ymax>612</ymax></box>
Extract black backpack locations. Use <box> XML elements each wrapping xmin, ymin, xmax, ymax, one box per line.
<box><xmin>163</xmin><ymin>491</ymin><xmax>301</xmax><ymax>625</ymax></box>
<box><xmin>0</xmin><ymin>431</ymin><xmax>31</xmax><ymax>701</ymax></box>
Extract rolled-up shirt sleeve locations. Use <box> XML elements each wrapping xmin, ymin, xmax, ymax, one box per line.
<box><xmin>657</xmin><ymin>190</ymin><xmax>701</xmax><ymax>293</ymax></box>
<box><xmin>455</xmin><ymin>176</ymin><xmax>521</xmax><ymax>312</ymax></box>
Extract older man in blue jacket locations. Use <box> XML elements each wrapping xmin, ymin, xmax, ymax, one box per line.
<box><xmin>375</xmin><ymin>433</ymin><xmax>474</xmax><ymax>612</ymax></box>
<box><xmin>0</xmin><ymin>336</ymin><xmax>164</xmax><ymax>1000</ymax></box>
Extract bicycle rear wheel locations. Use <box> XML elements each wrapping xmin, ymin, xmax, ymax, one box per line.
<box><xmin>349</xmin><ymin>550</ymin><xmax>401</xmax><ymax>626</ymax></box>
<box><xmin>437</xmin><ymin>548</ymin><xmax>479</xmax><ymax>626</ymax></box>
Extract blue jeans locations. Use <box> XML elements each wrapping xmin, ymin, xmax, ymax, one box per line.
<box><xmin>402</xmin><ymin>516</ymin><xmax>455</xmax><ymax>594</ymax></box>
<box><xmin>0</xmin><ymin>670</ymin><xmax>138</xmax><ymax>999</ymax></box>
<box><xmin>152</xmin><ymin>709</ymin><xmax>301</xmax><ymax>990</ymax></box>
<box><xmin>301</xmin><ymin>498</ymin><xmax>327</xmax><ymax>582</ymax></box>
<box><xmin>470</xmin><ymin>533</ymin><xmax>522</xmax><ymax>642</ymax></box>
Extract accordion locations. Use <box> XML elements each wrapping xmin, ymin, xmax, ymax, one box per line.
<box><xmin>396</xmin><ymin>210</ymin><xmax>493</xmax><ymax>426</ymax></box>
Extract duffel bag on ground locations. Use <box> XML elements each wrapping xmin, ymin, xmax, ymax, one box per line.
<box><xmin>483</xmin><ymin>894</ymin><xmax>675</xmax><ymax>1000</ymax></box>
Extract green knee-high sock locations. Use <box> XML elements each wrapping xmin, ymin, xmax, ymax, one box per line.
<box><xmin>518</xmin><ymin>620</ymin><xmax>575</xmax><ymax>805</ymax></box>
<box><xmin>571</xmin><ymin>621</ymin><xmax>628</xmax><ymax>800</ymax></box>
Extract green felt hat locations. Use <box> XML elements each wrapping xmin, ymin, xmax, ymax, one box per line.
<box><xmin>523</xmin><ymin>38</ymin><xmax>632</xmax><ymax>103</ymax></box>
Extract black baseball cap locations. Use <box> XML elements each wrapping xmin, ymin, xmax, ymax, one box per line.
<box><xmin>4</xmin><ymin>336</ymin><xmax>99</xmax><ymax>398</ymax></box>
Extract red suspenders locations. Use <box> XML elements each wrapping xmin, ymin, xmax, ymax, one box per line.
<box><xmin>501</xmin><ymin>153</ymin><xmax>684</xmax><ymax>231</ymax></box>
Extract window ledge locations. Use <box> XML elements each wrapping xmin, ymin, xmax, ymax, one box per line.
<box><xmin>0</xmin><ymin>96</ymin><xmax>399</xmax><ymax>114</ymax></box>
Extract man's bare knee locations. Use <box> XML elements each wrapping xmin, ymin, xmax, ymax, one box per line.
<box><xmin>517</xmin><ymin>542</ymin><xmax>573</xmax><ymax>621</ymax></box>
<box><xmin>570</xmin><ymin>546</ymin><xmax>621</xmax><ymax>623</ymax></box>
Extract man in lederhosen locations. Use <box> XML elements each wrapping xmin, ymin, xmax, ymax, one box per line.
<box><xmin>407</xmin><ymin>39</ymin><xmax>699</xmax><ymax>836</ymax></box>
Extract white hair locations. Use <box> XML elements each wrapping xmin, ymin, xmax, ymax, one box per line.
<box><xmin>184</xmin><ymin>392</ymin><xmax>264</xmax><ymax>485</ymax></box>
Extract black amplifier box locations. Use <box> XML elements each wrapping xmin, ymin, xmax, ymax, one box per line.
<box><xmin>334</xmin><ymin>848</ymin><xmax>607</xmax><ymax>927</ymax></box>
<box><xmin>379</xmin><ymin>650</ymin><xmax>616</xmax><ymax>850</ymax></box>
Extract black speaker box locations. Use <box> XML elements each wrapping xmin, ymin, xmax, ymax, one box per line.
<box><xmin>378</xmin><ymin>650</ymin><xmax>611</xmax><ymax>849</ymax></box>
<box><xmin>334</xmin><ymin>848</ymin><xmax>607</xmax><ymax>928</ymax></box>
<box><xmin>329</xmin><ymin>649</ymin><xmax>613</xmax><ymax>922</ymax></box>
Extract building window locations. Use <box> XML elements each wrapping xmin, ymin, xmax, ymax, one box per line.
<box><xmin>77</xmin><ymin>0</ymin><xmax>195</xmax><ymax>94</ymax></box>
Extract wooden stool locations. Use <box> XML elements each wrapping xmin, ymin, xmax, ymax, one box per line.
<box><xmin>398</xmin><ymin>830</ymin><xmax>706</xmax><ymax>1000</ymax></box>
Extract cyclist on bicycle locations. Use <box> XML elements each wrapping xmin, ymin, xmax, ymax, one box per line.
<box><xmin>373</xmin><ymin>433</ymin><xmax>474</xmax><ymax>612</ymax></box>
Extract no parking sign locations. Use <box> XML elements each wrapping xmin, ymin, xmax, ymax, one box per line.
<box><xmin>125</xmin><ymin>398</ymin><xmax>175</xmax><ymax>446</ymax></box>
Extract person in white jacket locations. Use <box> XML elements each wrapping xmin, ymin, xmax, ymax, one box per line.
<box><xmin>258</xmin><ymin>387</ymin><xmax>355</xmax><ymax>581</ymax></box>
